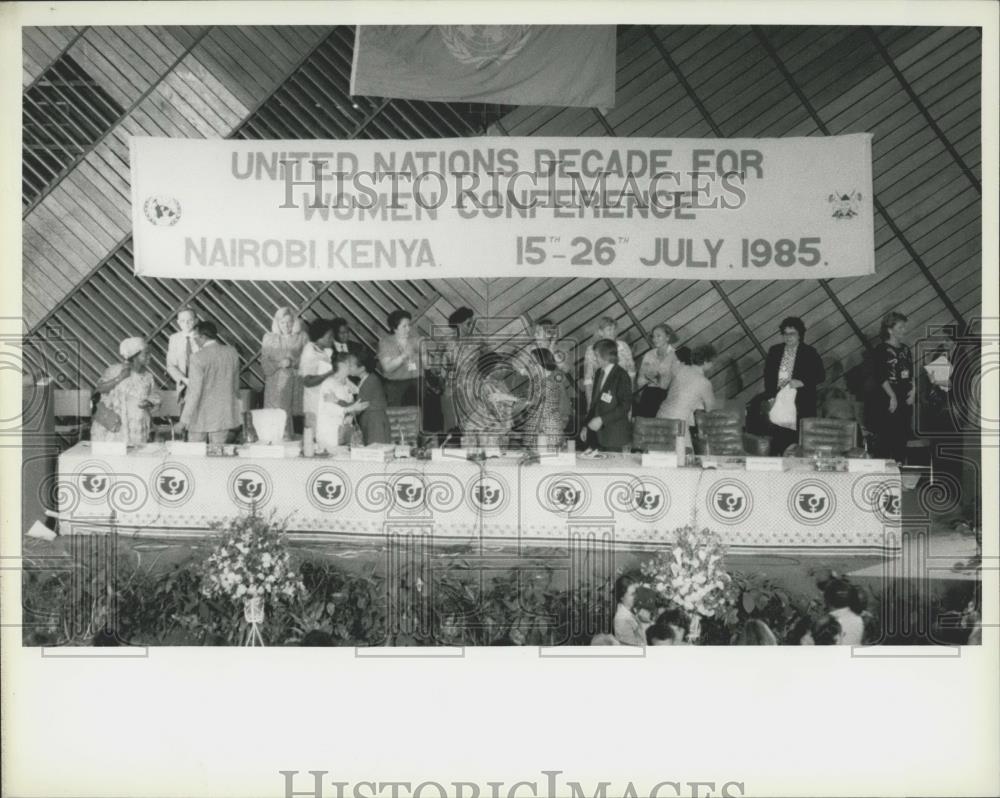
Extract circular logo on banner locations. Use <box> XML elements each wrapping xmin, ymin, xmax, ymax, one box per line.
<box><xmin>788</xmin><ymin>479</ymin><xmax>836</xmax><ymax>526</ymax></box>
<box><xmin>706</xmin><ymin>479</ymin><xmax>753</xmax><ymax>525</ymax></box>
<box><xmin>466</xmin><ymin>474</ymin><xmax>509</xmax><ymax>515</ymax></box>
<box><xmin>872</xmin><ymin>481</ymin><xmax>902</xmax><ymax>523</ymax></box>
<box><xmin>143</xmin><ymin>196</ymin><xmax>181</xmax><ymax>226</ymax></box>
<box><xmin>392</xmin><ymin>475</ymin><xmax>426</xmax><ymax>511</ymax></box>
<box><xmin>228</xmin><ymin>466</ymin><xmax>273</xmax><ymax>510</ymax></box>
<box><xmin>538</xmin><ymin>474</ymin><xmax>589</xmax><ymax>515</ymax></box>
<box><xmin>151</xmin><ymin>463</ymin><xmax>194</xmax><ymax>507</ymax></box>
<box><xmin>439</xmin><ymin>26</ymin><xmax>532</xmax><ymax>67</ymax></box>
<box><xmin>306</xmin><ymin>467</ymin><xmax>351</xmax><ymax>512</ymax></box>
<box><xmin>629</xmin><ymin>478</ymin><xmax>670</xmax><ymax>521</ymax></box>
<box><xmin>75</xmin><ymin>460</ymin><xmax>113</xmax><ymax>503</ymax></box>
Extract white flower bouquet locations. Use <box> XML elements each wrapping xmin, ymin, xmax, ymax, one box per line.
<box><xmin>640</xmin><ymin>525</ymin><xmax>732</xmax><ymax>620</ymax></box>
<box><xmin>201</xmin><ymin>511</ymin><xmax>304</xmax><ymax>608</ymax></box>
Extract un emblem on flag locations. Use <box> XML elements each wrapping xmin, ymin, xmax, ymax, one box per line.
<box><xmin>143</xmin><ymin>196</ymin><xmax>181</xmax><ymax>226</ymax></box>
<box><xmin>439</xmin><ymin>26</ymin><xmax>531</xmax><ymax>67</ymax></box>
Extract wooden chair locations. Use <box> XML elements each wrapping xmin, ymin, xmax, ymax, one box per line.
<box><xmin>631</xmin><ymin>417</ymin><xmax>685</xmax><ymax>452</ymax></box>
<box><xmin>53</xmin><ymin>389</ymin><xmax>92</xmax><ymax>446</ymax></box>
<box><xmin>693</xmin><ymin>408</ymin><xmax>770</xmax><ymax>456</ymax></box>
<box><xmin>386</xmin><ymin>406</ymin><xmax>420</xmax><ymax>445</ymax></box>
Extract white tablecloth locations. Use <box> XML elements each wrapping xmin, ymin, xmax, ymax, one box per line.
<box><xmin>57</xmin><ymin>443</ymin><xmax>901</xmax><ymax>554</ymax></box>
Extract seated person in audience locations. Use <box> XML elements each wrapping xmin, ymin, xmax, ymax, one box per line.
<box><xmin>581</xmin><ymin>339</ymin><xmax>633</xmax><ymax>452</ymax></box>
<box><xmin>732</xmin><ymin>619</ymin><xmax>778</xmax><ymax>645</ymax></box>
<box><xmin>822</xmin><ymin>577</ymin><xmax>865</xmax><ymax>646</ymax></box>
<box><xmin>633</xmin><ymin>586</ymin><xmax>660</xmax><ymax>637</ymax></box>
<box><xmin>612</xmin><ymin>575</ymin><xmax>645</xmax><ymax>646</ymax></box>
<box><xmin>801</xmin><ymin>614</ymin><xmax>842</xmax><ymax>645</ymax></box>
<box><xmin>656</xmin><ymin>343</ymin><xmax>717</xmax><ymax>449</ymax></box>
<box><xmin>583</xmin><ymin>316</ymin><xmax>635</xmax><ymax>409</ymax></box>
<box><xmin>314</xmin><ymin>352</ymin><xmax>368</xmax><ymax>452</ymax></box>
<box><xmin>646</xmin><ymin>608</ymin><xmax>690</xmax><ymax>646</ymax></box>
<box><xmin>348</xmin><ymin>353</ymin><xmax>391</xmax><ymax>445</ymax></box>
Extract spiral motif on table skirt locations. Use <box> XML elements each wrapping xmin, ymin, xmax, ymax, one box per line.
<box><xmin>850</xmin><ymin>474</ymin><xmax>894</xmax><ymax>513</ymax></box>
<box><xmin>950</xmin><ymin>343</ymin><xmax>994</xmax><ymax>435</ymax></box>
<box><xmin>106</xmin><ymin>475</ymin><xmax>149</xmax><ymax>515</ymax></box>
<box><xmin>537</xmin><ymin>473</ymin><xmax>590</xmax><ymax>515</ymax></box>
<box><xmin>424</xmin><ymin>474</ymin><xmax>464</xmax><ymax>512</ymax></box>
<box><xmin>914</xmin><ymin>471</ymin><xmax>963</xmax><ymax>516</ymax></box>
<box><xmin>45</xmin><ymin>473</ymin><xmax>80</xmax><ymax>517</ymax></box>
<box><xmin>355</xmin><ymin>474</ymin><xmax>396</xmax><ymax>512</ymax></box>
<box><xmin>851</xmin><ymin>475</ymin><xmax>901</xmax><ymax>523</ymax></box>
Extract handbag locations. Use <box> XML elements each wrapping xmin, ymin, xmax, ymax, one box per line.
<box><xmin>768</xmin><ymin>385</ymin><xmax>798</xmax><ymax>430</ymax></box>
<box><xmin>93</xmin><ymin>400</ymin><xmax>122</xmax><ymax>433</ymax></box>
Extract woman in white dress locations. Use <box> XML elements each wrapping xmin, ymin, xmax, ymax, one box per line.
<box><xmin>91</xmin><ymin>337</ymin><xmax>161</xmax><ymax>445</ymax></box>
<box><xmin>261</xmin><ymin>307</ymin><xmax>307</xmax><ymax>438</ymax></box>
<box><xmin>315</xmin><ymin>351</ymin><xmax>368</xmax><ymax>451</ymax></box>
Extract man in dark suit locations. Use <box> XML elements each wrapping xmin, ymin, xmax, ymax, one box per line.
<box><xmin>175</xmin><ymin>321</ymin><xmax>241</xmax><ymax>443</ymax></box>
<box><xmin>331</xmin><ymin>317</ymin><xmax>367</xmax><ymax>362</ymax></box>
<box><xmin>349</xmin><ymin>353</ymin><xmax>391</xmax><ymax>445</ymax></box>
<box><xmin>582</xmin><ymin>338</ymin><xmax>633</xmax><ymax>451</ymax></box>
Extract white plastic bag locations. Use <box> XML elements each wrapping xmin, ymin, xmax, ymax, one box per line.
<box><xmin>768</xmin><ymin>385</ymin><xmax>798</xmax><ymax>430</ymax></box>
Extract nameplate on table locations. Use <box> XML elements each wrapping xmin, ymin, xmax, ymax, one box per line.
<box><xmin>642</xmin><ymin>452</ymin><xmax>678</xmax><ymax>468</ymax></box>
<box><xmin>432</xmin><ymin>447</ymin><xmax>469</xmax><ymax>461</ymax></box>
<box><xmin>239</xmin><ymin>443</ymin><xmax>298</xmax><ymax>460</ymax></box>
<box><xmin>483</xmin><ymin>447</ymin><xmax>503</xmax><ymax>458</ymax></box>
<box><xmin>91</xmin><ymin>441</ymin><xmax>127</xmax><ymax>457</ymax></box>
<box><xmin>745</xmin><ymin>456</ymin><xmax>787</xmax><ymax>472</ymax></box>
<box><xmin>847</xmin><ymin>458</ymin><xmax>888</xmax><ymax>473</ymax></box>
<box><xmin>350</xmin><ymin>443</ymin><xmax>395</xmax><ymax>463</ymax></box>
<box><xmin>536</xmin><ymin>452</ymin><xmax>577</xmax><ymax>467</ymax></box>
<box><xmin>166</xmin><ymin>441</ymin><xmax>207</xmax><ymax>457</ymax></box>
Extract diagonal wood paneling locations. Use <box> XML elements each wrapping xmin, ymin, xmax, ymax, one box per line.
<box><xmin>26</xmin><ymin>25</ymin><xmax>981</xmax><ymax>411</ymax></box>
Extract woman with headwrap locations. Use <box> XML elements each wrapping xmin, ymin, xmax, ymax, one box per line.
<box><xmin>91</xmin><ymin>337</ymin><xmax>161</xmax><ymax>445</ymax></box>
<box><xmin>261</xmin><ymin>307</ymin><xmax>308</xmax><ymax>438</ymax></box>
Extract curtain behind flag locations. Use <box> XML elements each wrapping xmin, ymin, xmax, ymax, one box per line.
<box><xmin>351</xmin><ymin>25</ymin><xmax>616</xmax><ymax>108</ymax></box>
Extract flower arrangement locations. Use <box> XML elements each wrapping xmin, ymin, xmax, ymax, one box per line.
<box><xmin>640</xmin><ymin>525</ymin><xmax>733</xmax><ymax>623</ymax></box>
<box><xmin>201</xmin><ymin>510</ymin><xmax>304</xmax><ymax>609</ymax></box>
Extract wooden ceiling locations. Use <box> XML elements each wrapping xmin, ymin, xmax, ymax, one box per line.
<box><xmin>23</xmin><ymin>25</ymin><xmax>981</xmax><ymax>407</ymax></box>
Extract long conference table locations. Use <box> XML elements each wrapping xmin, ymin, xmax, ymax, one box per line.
<box><xmin>55</xmin><ymin>442</ymin><xmax>902</xmax><ymax>556</ymax></box>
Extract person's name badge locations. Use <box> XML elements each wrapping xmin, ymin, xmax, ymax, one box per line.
<box><xmin>900</xmin><ymin>369</ymin><xmax>909</xmax><ymax>379</ymax></box>
<box><xmin>407</xmin><ymin>362</ymin><xmax>417</xmax><ymax>372</ymax></box>
<box><xmin>601</xmin><ymin>391</ymin><xmax>613</xmax><ymax>403</ymax></box>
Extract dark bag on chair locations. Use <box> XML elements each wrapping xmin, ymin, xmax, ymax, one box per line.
<box><xmin>632</xmin><ymin>386</ymin><xmax>668</xmax><ymax>418</ymax></box>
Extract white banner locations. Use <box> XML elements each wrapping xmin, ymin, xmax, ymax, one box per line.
<box><xmin>129</xmin><ymin>135</ymin><xmax>874</xmax><ymax>281</ymax></box>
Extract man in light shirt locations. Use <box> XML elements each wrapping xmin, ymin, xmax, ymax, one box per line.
<box><xmin>165</xmin><ymin>307</ymin><xmax>200</xmax><ymax>401</ymax></box>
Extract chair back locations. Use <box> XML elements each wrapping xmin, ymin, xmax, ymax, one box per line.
<box><xmin>156</xmin><ymin>390</ymin><xmax>181</xmax><ymax>418</ymax></box>
<box><xmin>632</xmin><ymin>417</ymin><xmax>685</xmax><ymax>452</ymax></box>
<box><xmin>799</xmin><ymin>417</ymin><xmax>858</xmax><ymax>455</ymax></box>
<box><xmin>693</xmin><ymin>409</ymin><xmax>746</xmax><ymax>455</ymax></box>
<box><xmin>386</xmin><ymin>406</ymin><xmax>420</xmax><ymax>444</ymax></box>
<box><xmin>53</xmin><ymin>389</ymin><xmax>92</xmax><ymax>418</ymax></box>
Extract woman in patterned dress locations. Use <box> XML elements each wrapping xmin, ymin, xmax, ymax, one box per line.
<box><xmin>91</xmin><ymin>337</ymin><xmax>161</xmax><ymax>445</ymax></box>
<box><xmin>520</xmin><ymin>348</ymin><xmax>571</xmax><ymax>439</ymax></box>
